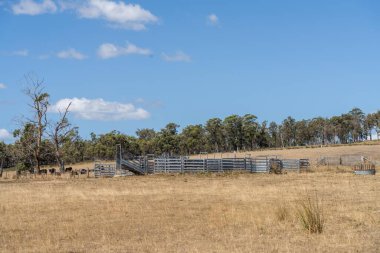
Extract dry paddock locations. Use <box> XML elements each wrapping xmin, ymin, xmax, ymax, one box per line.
<box><xmin>0</xmin><ymin>169</ymin><xmax>378</xmax><ymax>253</ymax></box>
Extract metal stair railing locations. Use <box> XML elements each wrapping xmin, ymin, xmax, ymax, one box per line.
<box><xmin>120</xmin><ymin>159</ymin><xmax>145</xmax><ymax>175</ymax></box>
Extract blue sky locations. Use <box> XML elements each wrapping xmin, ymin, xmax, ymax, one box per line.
<box><xmin>0</xmin><ymin>0</ymin><xmax>379</xmax><ymax>142</ymax></box>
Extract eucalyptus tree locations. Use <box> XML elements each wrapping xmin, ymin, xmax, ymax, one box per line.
<box><xmin>21</xmin><ymin>77</ymin><xmax>50</xmax><ymax>172</ymax></box>
<box><xmin>223</xmin><ymin>115</ymin><xmax>243</xmax><ymax>151</ymax></box>
<box><xmin>136</xmin><ymin>128</ymin><xmax>157</xmax><ymax>155</ymax></box>
<box><xmin>180</xmin><ymin>124</ymin><xmax>206</xmax><ymax>154</ymax></box>
<box><xmin>309</xmin><ymin>117</ymin><xmax>326</xmax><ymax>145</ymax></box>
<box><xmin>375</xmin><ymin>111</ymin><xmax>380</xmax><ymax>140</ymax></box>
<box><xmin>268</xmin><ymin>121</ymin><xmax>280</xmax><ymax>147</ymax></box>
<box><xmin>156</xmin><ymin>123</ymin><xmax>180</xmax><ymax>156</ymax></box>
<box><xmin>295</xmin><ymin>119</ymin><xmax>310</xmax><ymax>146</ymax></box>
<box><xmin>242</xmin><ymin>114</ymin><xmax>259</xmax><ymax>150</ymax></box>
<box><xmin>281</xmin><ymin>116</ymin><xmax>297</xmax><ymax>146</ymax></box>
<box><xmin>0</xmin><ymin>142</ymin><xmax>6</xmax><ymax>177</ymax></box>
<box><xmin>13</xmin><ymin>123</ymin><xmax>38</xmax><ymax>170</ymax></box>
<box><xmin>205</xmin><ymin>118</ymin><xmax>224</xmax><ymax>152</ymax></box>
<box><xmin>256</xmin><ymin>121</ymin><xmax>270</xmax><ymax>148</ymax></box>
<box><xmin>348</xmin><ymin>108</ymin><xmax>365</xmax><ymax>142</ymax></box>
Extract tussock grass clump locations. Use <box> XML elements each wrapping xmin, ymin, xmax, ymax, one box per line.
<box><xmin>297</xmin><ymin>194</ymin><xmax>324</xmax><ymax>234</ymax></box>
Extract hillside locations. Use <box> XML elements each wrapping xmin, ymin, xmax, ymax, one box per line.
<box><xmin>192</xmin><ymin>142</ymin><xmax>380</xmax><ymax>163</ymax></box>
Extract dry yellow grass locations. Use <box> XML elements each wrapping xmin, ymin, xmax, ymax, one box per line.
<box><xmin>0</xmin><ymin>169</ymin><xmax>378</xmax><ymax>252</ymax></box>
<box><xmin>194</xmin><ymin>143</ymin><xmax>380</xmax><ymax>162</ymax></box>
<box><xmin>41</xmin><ymin>161</ymin><xmax>114</xmax><ymax>171</ymax></box>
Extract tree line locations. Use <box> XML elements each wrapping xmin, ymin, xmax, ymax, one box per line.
<box><xmin>0</xmin><ymin>79</ymin><xmax>379</xmax><ymax>173</ymax></box>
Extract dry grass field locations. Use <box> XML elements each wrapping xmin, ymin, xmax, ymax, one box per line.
<box><xmin>0</xmin><ymin>169</ymin><xmax>379</xmax><ymax>253</ymax></box>
<box><xmin>193</xmin><ymin>142</ymin><xmax>380</xmax><ymax>162</ymax></box>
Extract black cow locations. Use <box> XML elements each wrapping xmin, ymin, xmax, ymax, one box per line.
<box><xmin>39</xmin><ymin>169</ymin><xmax>47</xmax><ymax>175</ymax></box>
<box><xmin>71</xmin><ymin>170</ymin><xmax>79</xmax><ymax>178</ymax></box>
<box><xmin>49</xmin><ymin>168</ymin><xmax>56</xmax><ymax>174</ymax></box>
<box><xmin>65</xmin><ymin>167</ymin><xmax>73</xmax><ymax>173</ymax></box>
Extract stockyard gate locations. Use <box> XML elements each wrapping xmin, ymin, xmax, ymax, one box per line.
<box><xmin>93</xmin><ymin>146</ymin><xmax>310</xmax><ymax>178</ymax></box>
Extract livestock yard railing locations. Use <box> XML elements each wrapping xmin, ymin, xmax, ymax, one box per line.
<box><xmin>117</xmin><ymin>156</ymin><xmax>310</xmax><ymax>176</ymax></box>
<box><xmin>94</xmin><ymin>163</ymin><xmax>116</xmax><ymax>178</ymax></box>
<box><xmin>317</xmin><ymin>155</ymin><xmax>371</xmax><ymax>166</ymax></box>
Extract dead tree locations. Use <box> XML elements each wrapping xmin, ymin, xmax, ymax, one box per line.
<box><xmin>23</xmin><ymin>76</ymin><xmax>49</xmax><ymax>172</ymax></box>
<box><xmin>49</xmin><ymin>102</ymin><xmax>76</xmax><ymax>172</ymax></box>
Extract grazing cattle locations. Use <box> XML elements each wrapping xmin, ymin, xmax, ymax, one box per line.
<box><xmin>71</xmin><ymin>170</ymin><xmax>79</xmax><ymax>178</ymax></box>
<box><xmin>49</xmin><ymin>168</ymin><xmax>56</xmax><ymax>174</ymax></box>
<box><xmin>65</xmin><ymin>167</ymin><xmax>73</xmax><ymax>173</ymax></box>
<box><xmin>39</xmin><ymin>169</ymin><xmax>48</xmax><ymax>175</ymax></box>
<box><xmin>80</xmin><ymin>169</ymin><xmax>87</xmax><ymax>175</ymax></box>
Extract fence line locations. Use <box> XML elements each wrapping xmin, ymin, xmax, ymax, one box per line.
<box><xmin>118</xmin><ymin>156</ymin><xmax>310</xmax><ymax>175</ymax></box>
<box><xmin>94</xmin><ymin>163</ymin><xmax>116</xmax><ymax>178</ymax></box>
<box><xmin>317</xmin><ymin>155</ymin><xmax>368</xmax><ymax>166</ymax></box>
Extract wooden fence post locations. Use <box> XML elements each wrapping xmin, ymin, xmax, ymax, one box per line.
<box><xmin>181</xmin><ymin>157</ymin><xmax>184</xmax><ymax>173</ymax></box>
<box><xmin>298</xmin><ymin>160</ymin><xmax>300</xmax><ymax>173</ymax></box>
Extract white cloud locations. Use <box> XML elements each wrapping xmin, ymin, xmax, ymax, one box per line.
<box><xmin>97</xmin><ymin>42</ymin><xmax>151</xmax><ymax>59</ymax></box>
<box><xmin>38</xmin><ymin>54</ymin><xmax>50</xmax><ymax>60</ymax></box>
<box><xmin>10</xmin><ymin>0</ymin><xmax>157</xmax><ymax>31</ymax></box>
<box><xmin>13</xmin><ymin>49</ymin><xmax>29</xmax><ymax>56</ymax></box>
<box><xmin>161</xmin><ymin>51</ymin><xmax>191</xmax><ymax>62</ymax></box>
<box><xmin>0</xmin><ymin>129</ymin><xmax>12</xmax><ymax>141</ymax></box>
<box><xmin>57</xmin><ymin>48</ymin><xmax>86</xmax><ymax>60</ymax></box>
<box><xmin>50</xmin><ymin>97</ymin><xmax>150</xmax><ymax>121</ymax></box>
<box><xmin>12</xmin><ymin>0</ymin><xmax>57</xmax><ymax>15</ymax></box>
<box><xmin>0</xmin><ymin>83</ymin><xmax>6</xmax><ymax>89</ymax></box>
<box><xmin>207</xmin><ymin>13</ymin><xmax>219</xmax><ymax>26</ymax></box>
<box><xmin>77</xmin><ymin>0</ymin><xmax>158</xmax><ymax>30</ymax></box>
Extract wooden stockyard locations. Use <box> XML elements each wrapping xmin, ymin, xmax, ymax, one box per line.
<box><xmin>114</xmin><ymin>155</ymin><xmax>310</xmax><ymax>176</ymax></box>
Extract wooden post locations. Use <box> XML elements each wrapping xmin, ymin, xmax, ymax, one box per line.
<box><xmin>181</xmin><ymin>157</ymin><xmax>184</xmax><ymax>173</ymax></box>
<box><xmin>298</xmin><ymin>160</ymin><xmax>300</xmax><ymax>173</ymax></box>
